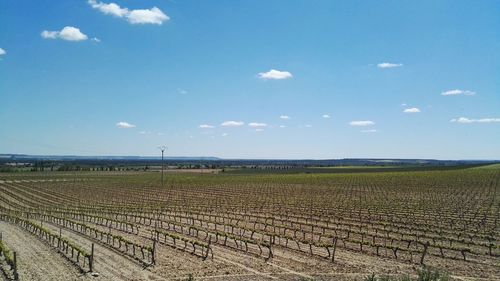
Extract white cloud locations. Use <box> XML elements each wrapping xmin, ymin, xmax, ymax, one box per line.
<box><xmin>450</xmin><ymin>117</ymin><xmax>500</xmax><ymax>124</ymax></box>
<box><xmin>322</xmin><ymin>114</ymin><xmax>331</xmax><ymax>119</ymax></box>
<box><xmin>377</xmin><ymin>62</ymin><xmax>403</xmax><ymax>69</ymax></box>
<box><xmin>280</xmin><ymin>115</ymin><xmax>290</xmax><ymax>120</ymax></box>
<box><xmin>92</xmin><ymin>37</ymin><xmax>101</xmax><ymax>42</ymax></box>
<box><xmin>56</xmin><ymin>26</ymin><xmax>88</xmax><ymax>41</ymax></box>
<box><xmin>221</xmin><ymin>133</ymin><xmax>228</xmax><ymax>137</ymax></box>
<box><xmin>41</xmin><ymin>26</ymin><xmax>88</xmax><ymax>41</ymax></box>
<box><xmin>361</xmin><ymin>129</ymin><xmax>378</xmax><ymax>133</ymax></box>
<box><xmin>139</xmin><ymin>131</ymin><xmax>151</xmax><ymax>135</ymax></box>
<box><xmin>221</xmin><ymin>121</ymin><xmax>244</xmax><ymax>127</ymax></box>
<box><xmin>350</xmin><ymin>120</ymin><xmax>375</xmax><ymax>126</ymax></box>
<box><xmin>0</xmin><ymin>48</ymin><xmax>6</xmax><ymax>55</ymax></box>
<box><xmin>199</xmin><ymin>124</ymin><xmax>215</xmax><ymax>129</ymax></box>
<box><xmin>41</xmin><ymin>31</ymin><xmax>58</xmax><ymax>39</ymax></box>
<box><xmin>88</xmin><ymin>0</ymin><xmax>128</xmax><ymax>17</ymax></box>
<box><xmin>116</xmin><ymin>121</ymin><xmax>136</xmax><ymax>128</ymax></box>
<box><xmin>279</xmin><ymin>125</ymin><xmax>286</xmax><ymax>128</ymax></box>
<box><xmin>403</xmin><ymin>107</ymin><xmax>420</xmax><ymax>113</ymax></box>
<box><xmin>255</xmin><ymin>128</ymin><xmax>264</xmax><ymax>132</ymax></box>
<box><xmin>248</xmin><ymin>122</ymin><xmax>267</xmax><ymax>128</ymax></box>
<box><xmin>258</xmin><ymin>69</ymin><xmax>292</xmax><ymax>80</ymax></box>
<box><xmin>88</xmin><ymin>0</ymin><xmax>169</xmax><ymax>25</ymax></box>
<box><xmin>441</xmin><ymin>89</ymin><xmax>476</xmax><ymax>96</ymax></box>
<box><xmin>305</xmin><ymin>124</ymin><xmax>312</xmax><ymax>128</ymax></box>
<box><xmin>127</xmin><ymin>7</ymin><xmax>168</xmax><ymax>25</ymax></box>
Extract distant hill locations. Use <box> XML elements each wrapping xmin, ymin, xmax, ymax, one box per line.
<box><xmin>0</xmin><ymin>154</ymin><xmax>497</xmax><ymax>167</ymax></box>
<box><xmin>0</xmin><ymin>154</ymin><xmax>220</xmax><ymax>161</ymax></box>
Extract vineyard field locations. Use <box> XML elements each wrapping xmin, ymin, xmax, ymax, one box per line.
<box><xmin>0</xmin><ymin>165</ymin><xmax>499</xmax><ymax>280</ymax></box>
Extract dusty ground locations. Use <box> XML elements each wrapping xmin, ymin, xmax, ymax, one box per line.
<box><xmin>0</xmin><ymin>222</ymin><xmax>89</xmax><ymax>281</ymax></box>
<box><xmin>1</xmin><ymin>169</ymin><xmax>499</xmax><ymax>281</ymax></box>
<box><xmin>1</xmin><ymin>219</ymin><xmax>499</xmax><ymax>281</ymax></box>
<box><xmin>22</xmin><ymin>219</ymin><xmax>500</xmax><ymax>281</ymax></box>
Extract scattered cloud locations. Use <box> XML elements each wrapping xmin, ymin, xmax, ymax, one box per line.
<box><xmin>128</xmin><ymin>7</ymin><xmax>168</xmax><ymax>25</ymax></box>
<box><xmin>279</xmin><ymin>125</ymin><xmax>286</xmax><ymax>128</ymax></box>
<box><xmin>450</xmin><ymin>117</ymin><xmax>500</xmax><ymax>124</ymax></box>
<box><xmin>41</xmin><ymin>26</ymin><xmax>88</xmax><ymax>41</ymax></box>
<box><xmin>377</xmin><ymin>62</ymin><xmax>403</xmax><ymax>69</ymax></box>
<box><xmin>221</xmin><ymin>133</ymin><xmax>228</xmax><ymax>137</ymax></box>
<box><xmin>116</xmin><ymin>121</ymin><xmax>136</xmax><ymax>128</ymax></box>
<box><xmin>258</xmin><ymin>69</ymin><xmax>292</xmax><ymax>80</ymax></box>
<box><xmin>41</xmin><ymin>31</ymin><xmax>58</xmax><ymax>39</ymax></box>
<box><xmin>221</xmin><ymin>121</ymin><xmax>244</xmax><ymax>127</ymax></box>
<box><xmin>441</xmin><ymin>89</ymin><xmax>476</xmax><ymax>96</ymax></box>
<box><xmin>322</xmin><ymin>114</ymin><xmax>331</xmax><ymax>119</ymax></box>
<box><xmin>199</xmin><ymin>124</ymin><xmax>215</xmax><ymax>129</ymax></box>
<box><xmin>92</xmin><ymin>37</ymin><xmax>101</xmax><ymax>42</ymax></box>
<box><xmin>88</xmin><ymin>0</ymin><xmax>169</xmax><ymax>25</ymax></box>
<box><xmin>0</xmin><ymin>48</ymin><xmax>5</xmax><ymax>55</ymax></box>
<box><xmin>88</xmin><ymin>0</ymin><xmax>128</xmax><ymax>17</ymax></box>
<box><xmin>248</xmin><ymin>122</ymin><xmax>267</xmax><ymax>128</ymax></box>
<box><xmin>305</xmin><ymin>124</ymin><xmax>312</xmax><ymax>128</ymax></box>
<box><xmin>178</xmin><ymin>88</ymin><xmax>188</xmax><ymax>95</ymax></box>
<box><xmin>255</xmin><ymin>128</ymin><xmax>264</xmax><ymax>132</ymax></box>
<box><xmin>361</xmin><ymin>129</ymin><xmax>378</xmax><ymax>133</ymax></box>
<box><xmin>350</xmin><ymin>120</ymin><xmax>375</xmax><ymax>126</ymax></box>
<box><xmin>280</xmin><ymin>115</ymin><xmax>290</xmax><ymax>120</ymax></box>
<box><xmin>403</xmin><ymin>107</ymin><xmax>421</xmax><ymax>113</ymax></box>
<box><xmin>139</xmin><ymin>131</ymin><xmax>151</xmax><ymax>135</ymax></box>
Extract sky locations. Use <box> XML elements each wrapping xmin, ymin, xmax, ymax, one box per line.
<box><xmin>0</xmin><ymin>0</ymin><xmax>499</xmax><ymax>159</ymax></box>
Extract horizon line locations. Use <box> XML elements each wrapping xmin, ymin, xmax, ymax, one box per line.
<box><xmin>1</xmin><ymin>153</ymin><xmax>499</xmax><ymax>162</ymax></box>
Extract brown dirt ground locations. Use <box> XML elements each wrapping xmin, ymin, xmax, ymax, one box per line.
<box><xmin>0</xmin><ymin>222</ymin><xmax>89</xmax><ymax>281</ymax></box>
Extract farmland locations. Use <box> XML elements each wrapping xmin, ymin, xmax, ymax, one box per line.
<box><xmin>0</xmin><ymin>165</ymin><xmax>499</xmax><ymax>280</ymax></box>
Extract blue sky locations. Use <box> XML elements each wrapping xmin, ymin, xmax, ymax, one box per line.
<box><xmin>1</xmin><ymin>0</ymin><xmax>499</xmax><ymax>159</ymax></box>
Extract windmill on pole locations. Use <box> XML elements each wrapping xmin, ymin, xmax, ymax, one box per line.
<box><xmin>158</xmin><ymin>146</ymin><xmax>168</xmax><ymax>187</ymax></box>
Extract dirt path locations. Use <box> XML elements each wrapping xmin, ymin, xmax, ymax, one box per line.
<box><xmin>209</xmin><ymin>244</ymin><xmax>287</xmax><ymax>280</ymax></box>
<box><xmin>0</xmin><ymin>222</ymin><xmax>87</xmax><ymax>281</ymax></box>
<box><xmin>41</xmin><ymin>221</ymin><xmax>161</xmax><ymax>281</ymax></box>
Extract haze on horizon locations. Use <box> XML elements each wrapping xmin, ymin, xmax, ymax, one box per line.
<box><xmin>1</xmin><ymin>1</ymin><xmax>499</xmax><ymax>160</ymax></box>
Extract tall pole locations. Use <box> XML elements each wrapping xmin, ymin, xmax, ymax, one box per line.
<box><xmin>89</xmin><ymin>243</ymin><xmax>94</xmax><ymax>272</ymax></box>
<box><xmin>161</xmin><ymin>149</ymin><xmax>164</xmax><ymax>187</ymax></box>
<box><xmin>158</xmin><ymin>146</ymin><xmax>167</xmax><ymax>187</ymax></box>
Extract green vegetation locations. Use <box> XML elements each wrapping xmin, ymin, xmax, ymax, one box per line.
<box><xmin>222</xmin><ymin>164</ymin><xmax>488</xmax><ymax>175</ymax></box>
<box><xmin>415</xmin><ymin>267</ymin><xmax>450</xmax><ymax>281</ymax></box>
<box><xmin>0</xmin><ymin>239</ymin><xmax>15</xmax><ymax>267</ymax></box>
<box><xmin>472</xmin><ymin>163</ymin><xmax>500</xmax><ymax>169</ymax></box>
<box><xmin>364</xmin><ymin>267</ymin><xmax>449</xmax><ymax>281</ymax></box>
